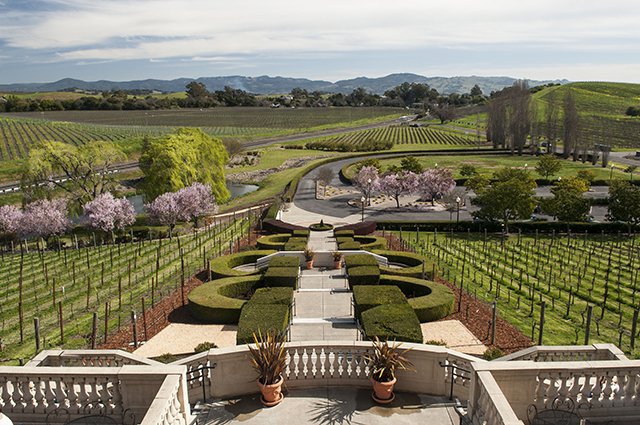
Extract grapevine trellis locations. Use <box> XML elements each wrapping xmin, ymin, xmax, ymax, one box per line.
<box><xmin>0</xmin><ymin>216</ymin><xmax>252</xmax><ymax>364</ymax></box>
<box><xmin>309</xmin><ymin>126</ymin><xmax>478</xmax><ymax>150</ymax></box>
<box><xmin>395</xmin><ymin>229</ymin><xmax>640</xmax><ymax>357</ymax></box>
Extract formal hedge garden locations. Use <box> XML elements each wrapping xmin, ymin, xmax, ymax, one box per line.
<box><xmin>256</xmin><ymin>232</ymin><xmax>309</xmax><ymax>251</ymax></box>
<box><xmin>374</xmin><ymin>250</ymin><xmax>437</xmax><ymax>279</ymax></box>
<box><xmin>361</xmin><ymin>303</ymin><xmax>423</xmax><ymax>343</ymax></box>
<box><xmin>209</xmin><ymin>250</ymin><xmax>276</xmax><ymax>279</ymax></box>
<box><xmin>236</xmin><ymin>287</ymin><xmax>294</xmax><ymax>344</ymax></box>
<box><xmin>187</xmin><ymin>275</ymin><xmax>264</xmax><ymax>324</ymax></box>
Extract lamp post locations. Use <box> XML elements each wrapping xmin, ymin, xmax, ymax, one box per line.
<box><xmin>366</xmin><ymin>178</ymin><xmax>372</xmax><ymax>206</ymax></box>
<box><xmin>361</xmin><ymin>196</ymin><xmax>365</xmax><ymax>222</ymax></box>
<box><xmin>610</xmin><ymin>164</ymin><xmax>615</xmax><ymax>181</ymax></box>
<box><xmin>524</xmin><ymin>163</ymin><xmax>528</xmax><ymax>172</ymax></box>
<box><xmin>455</xmin><ymin>196</ymin><xmax>461</xmax><ymax>223</ymax></box>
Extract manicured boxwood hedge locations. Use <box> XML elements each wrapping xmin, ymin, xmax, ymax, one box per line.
<box><xmin>334</xmin><ymin>229</ymin><xmax>355</xmax><ymax>237</ymax></box>
<box><xmin>339</xmin><ymin>241</ymin><xmax>361</xmax><ymax>250</ymax></box>
<box><xmin>361</xmin><ymin>303</ymin><xmax>423</xmax><ymax>343</ymax></box>
<box><xmin>236</xmin><ymin>303</ymin><xmax>290</xmax><ymax>344</ymax></box>
<box><xmin>188</xmin><ymin>275</ymin><xmax>263</xmax><ymax>324</ymax></box>
<box><xmin>376</xmin><ymin>220</ymin><xmax>640</xmax><ymax>234</ymax></box>
<box><xmin>344</xmin><ymin>254</ymin><xmax>378</xmax><ymax>270</ymax></box>
<box><xmin>268</xmin><ymin>256</ymin><xmax>300</xmax><ymax>268</ymax></box>
<box><xmin>293</xmin><ymin>229</ymin><xmax>311</xmax><ymax>237</ymax></box>
<box><xmin>336</xmin><ymin>236</ymin><xmax>353</xmax><ymax>244</ymax></box>
<box><xmin>209</xmin><ymin>250</ymin><xmax>276</xmax><ymax>279</ymax></box>
<box><xmin>353</xmin><ymin>285</ymin><xmax>406</xmax><ymax>321</ymax></box>
<box><xmin>249</xmin><ymin>287</ymin><xmax>294</xmax><ymax>306</ymax></box>
<box><xmin>256</xmin><ymin>234</ymin><xmax>290</xmax><ymax>250</ymax></box>
<box><xmin>355</xmin><ymin>235</ymin><xmax>387</xmax><ymax>250</ymax></box>
<box><xmin>284</xmin><ymin>237</ymin><xmax>308</xmax><ymax>251</ymax></box>
<box><xmin>373</xmin><ymin>250</ymin><xmax>436</xmax><ymax>279</ymax></box>
<box><xmin>264</xmin><ymin>266</ymin><xmax>299</xmax><ymax>289</ymax></box>
<box><xmin>379</xmin><ymin>275</ymin><xmax>454</xmax><ymax>322</ymax></box>
<box><xmin>347</xmin><ymin>265</ymin><xmax>380</xmax><ymax>287</ymax></box>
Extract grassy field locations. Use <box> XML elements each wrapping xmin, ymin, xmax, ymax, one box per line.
<box><xmin>342</xmin><ymin>153</ymin><xmax>629</xmax><ymax>180</ymax></box>
<box><xmin>0</xmin><ymin>218</ymin><xmax>249</xmax><ymax>364</ymax></box>
<box><xmin>534</xmin><ymin>82</ymin><xmax>640</xmax><ymax>148</ymax></box>
<box><xmin>399</xmin><ymin>231</ymin><xmax>640</xmax><ymax>358</ymax></box>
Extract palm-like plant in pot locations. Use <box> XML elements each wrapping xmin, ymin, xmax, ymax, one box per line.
<box><xmin>248</xmin><ymin>329</ymin><xmax>288</xmax><ymax>407</ymax></box>
<box><xmin>365</xmin><ymin>337</ymin><xmax>414</xmax><ymax>404</ymax></box>
<box><xmin>332</xmin><ymin>251</ymin><xmax>342</xmax><ymax>269</ymax></box>
<box><xmin>303</xmin><ymin>248</ymin><xmax>315</xmax><ymax>269</ymax></box>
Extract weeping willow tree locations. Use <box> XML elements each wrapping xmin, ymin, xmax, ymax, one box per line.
<box><xmin>140</xmin><ymin>128</ymin><xmax>230</xmax><ymax>202</ymax></box>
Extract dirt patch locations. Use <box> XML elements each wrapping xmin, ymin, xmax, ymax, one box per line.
<box><xmin>227</xmin><ymin>156</ymin><xmax>328</xmax><ymax>183</ymax></box>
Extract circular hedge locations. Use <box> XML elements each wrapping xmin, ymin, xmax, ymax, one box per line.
<box><xmin>378</xmin><ymin>274</ymin><xmax>454</xmax><ymax>322</ymax></box>
<box><xmin>256</xmin><ymin>234</ymin><xmax>290</xmax><ymax>250</ymax></box>
<box><xmin>188</xmin><ymin>275</ymin><xmax>263</xmax><ymax>324</ymax></box>
<box><xmin>309</xmin><ymin>222</ymin><xmax>334</xmax><ymax>231</ymax></box>
<box><xmin>209</xmin><ymin>250</ymin><xmax>276</xmax><ymax>279</ymax></box>
<box><xmin>374</xmin><ymin>250</ymin><xmax>436</xmax><ymax>279</ymax></box>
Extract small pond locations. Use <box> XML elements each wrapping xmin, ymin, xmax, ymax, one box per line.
<box><xmin>128</xmin><ymin>181</ymin><xmax>259</xmax><ymax>213</ymax></box>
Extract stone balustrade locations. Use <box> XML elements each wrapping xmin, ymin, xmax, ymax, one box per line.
<box><xmin>139</xmin><ymin>374</ymin><xmax>189</xmax><ymax>425</ymax></box>
<box><xmin>175</xmin><ymin>341</ymin><xmax>479</xmax><ymax>403</ymax></box>
<box><xmin>25</xmin><ymin>350</ymin><xmax>161</xmax><ymax>367</ymax></box>
<box><xmin>0</xmin><ymin>364</ymin><xmax>189</xmax><ymax>424</ymax></box>
<box><xmin>469</xmin><ymin>359</ymin><xmax>640</xmax><ymax>424</ymax></box>
<box><xmin>470</xmin><ymin>371</ymin><xmax>524</xmax><ymax>425</ymax></box>
<box><xmin>498</xmin><ymin>344</ymin><xmax>628</xmax><ymax>362</ymax></box>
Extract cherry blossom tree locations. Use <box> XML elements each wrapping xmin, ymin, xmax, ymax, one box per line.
<box><xmin>19</xmin><ymin>199</ymin><xmax>69</xmax><ymax>242</ymax></box>
<box><xmin>352</xmin><ymin>166</ymin><xmax>379</xmax><ymax>205</ymax></box>
<box><xmin>175</xmin><ymin>182</ymin><xmax>217</xmax><ymax>225</ymax></box>
<box><xmin>83</xmin><ymin>192</ymin><xmax>135</xmax><ymax>240</ymax></box>
<box><xmin>0</xmin><ymin>205</ymin><xmax>22</xmax><ymax>234</ymax></box>
<box><xmin>146</xmin><ymin>192</ymin><xmax>181</xmax><ymax>238</ymax></box>
<box><xmin>378</xmin><ymin>171</ymin><xmax>419</xmax><ymax>208</ymax></box>
<box><xmin>419</xmin><ymin>168</ymin><xmax>456</xmax><ymax>205</ymax></box>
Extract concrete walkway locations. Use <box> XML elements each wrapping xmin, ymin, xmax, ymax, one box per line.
<box><xmin>200</xmin><ymin>387</ymin><xmax>459</xmax><ymax>424</ymax></box>
<box><xmin>290</xmin><ymin>231</ymin><xmax>359</xmax><ymax>342</ymax></box>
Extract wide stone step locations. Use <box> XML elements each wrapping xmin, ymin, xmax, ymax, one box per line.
<box><xmin>291</xmin><ymin>318</ymin><xmax>355</xmax><ymax>325</ymax></box>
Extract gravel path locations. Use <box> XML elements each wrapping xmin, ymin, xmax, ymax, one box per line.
<box><xmin>133</xmin><ymin>323</ymin><xmax>238</xmax><ymax>357</ymax></box>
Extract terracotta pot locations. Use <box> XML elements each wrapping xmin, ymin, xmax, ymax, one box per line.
<box><xmin>305</xmin><ymin>260</ymin><xmax>314</xmax><ymax>269</ymax></box>
<box><xmin>257</xmin><ymin>375</ymin><xmax>284</xmax><ymax>407</ymax></box>
<box><xmin>371</xmin><ymin>377</ymin><xmax>396</xmax><ymax>404</ymax></box>
<box><xmin>334</xmin><ymin>260</ymin><xmax>342</xmax><ymax>269</ymax></box>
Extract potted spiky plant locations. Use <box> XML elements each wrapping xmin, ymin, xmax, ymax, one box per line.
<box><xmin>365</xmin><ymin>337</ymin><xmax>414</xmax><ymax>404</ymax></box>
<box><xmin>303</xmin><ymin>248</ymin><xmax>315</xmax><ymax>269</ymax></box>
<box><xmin>331</xmin><ymin>251</ymin><xmax>342</xmax><ymax>269</ymax></box>
<box><xmin>248</xmin><ymin>329</ymin><xmax>288</xmax><ymax>407</ymax></box>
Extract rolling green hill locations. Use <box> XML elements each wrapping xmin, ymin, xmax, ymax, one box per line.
<box><xmin>534</xmin><ymin>82</ymin><xmax>640</xmax><ymax>148</ymax></box>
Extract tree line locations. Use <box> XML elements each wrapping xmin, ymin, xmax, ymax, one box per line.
<box><xmin>0</xmin><ymin>82</ymin><xmax>486</xmax><ymax>112</ymax></box>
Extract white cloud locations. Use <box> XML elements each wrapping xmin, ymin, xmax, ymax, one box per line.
<box><xmin>1</xmin><ymin>0</ymin><xmax>639</xmax><ymax>61</ymax></box>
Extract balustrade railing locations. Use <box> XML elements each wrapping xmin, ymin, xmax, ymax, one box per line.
<box><xmin>498</xmin><ymin>344</ymin><xmax>628</xmax><ymax>362</ymax></box>
<box><xmin>139</xmin><ymin>375</ymin><xmax>189</xmax><ymax>425</ymax></box>
<box><xmin>26</xmin><ymin>350</ymin><xmax>160</xmax><ymax>367</ymax></box>
<box><xmin>470</xmin><ymin>371</ymin><xmax>524</xmax><ymax>425</ymax></box>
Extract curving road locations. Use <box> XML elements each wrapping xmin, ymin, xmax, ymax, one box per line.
<box><xmin>292</xmin><ymin>151</ymin><xmax>611</xmax><ymax>222</ymax></box>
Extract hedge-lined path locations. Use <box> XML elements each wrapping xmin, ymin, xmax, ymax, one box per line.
<box><xmin>290</xmin><ymin>267</ymin><xmax>359</xmax><ymax>341</ymax></box>
<box><xmin>307</xmin><ymin>229</ymin><xmax>338</xmax><ymax>251</ymax></box>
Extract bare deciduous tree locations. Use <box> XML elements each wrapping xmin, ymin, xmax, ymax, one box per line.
<box><xmin>544</xmin><ymin>90</ymin><xmax>559</xmax><ymax>154</ymax></box>
<box><xmin>563</xmin><ymin>91</ymin><xmax>579</xmax><ymax>160</ymax></box>
<box><xmin>316</xmin><ymin>166</ymin><xmax>334</xmax><ymax>197</ymax></box>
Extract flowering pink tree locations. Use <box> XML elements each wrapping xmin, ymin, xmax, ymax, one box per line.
<box><xmin>378</xmin><ymin>171</ymin><xmax>419</xmax><ymax>208</ymax></box>
<box><xmin>352</xmin><ymin>166</ymin><xmax>379</xmax><ymax>205</ymax></box>
<box><xmin>19</xmin><ymin>199</ymin><xmax>69</xmax><ymax>241</ymax></box>
<box><xmin>146</xmin><ymin>192</ymin><xmax>181</xmax><ymax>238</ymax></box>
<box><xmin>175</xmin><ymin>182</ymin><xmax>216</xmax><ymax>225</ymax></box>
<box><xmin>418</xmin><ymin>168</ymin><xmax>456</xmax><ymax>205</ymax></box>
<box><xmin>83</xmin><ymin>192</ymin><xmax>135</xmax><ymax>240</ymax></box>
<box><xmin>0</xmin><ymin>205</ymin><xmax>22</xmax><ymax>234</ymax></box>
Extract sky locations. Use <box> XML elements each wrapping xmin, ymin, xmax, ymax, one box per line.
<box><xmin>1</xmin><ymin>0</ymin><xmax>640</xmax><ymax>84</ymax></box>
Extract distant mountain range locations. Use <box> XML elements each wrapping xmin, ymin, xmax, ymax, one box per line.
<box><xmin>0</xmin><ymin>73</ymin><xmax>569</xmax><ymax>95</ymax></box>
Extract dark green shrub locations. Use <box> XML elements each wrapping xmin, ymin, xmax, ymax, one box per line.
<box><xmin>378</xmin><ymin>275</ymin><xmax>454</xmax><ymax>322</ymax></box>
<box><xmin>374</xmin><ymin>250</ymin><xmax>436</xmax><ymax>279</ymax></box>
<box><xmin>344</xmin><ymin>254</ymin><xmax>378</xmax><ymax>271</ymax></box>
<box><xmin>284</xmin><ymin>237</ymin><xmax>308</xmax><ymax>251</ymax></box>
<box><xmin>483</xmin><ymin>347</ymin><xmax>505</xmax><ymax>360</ymax></box>
<box><xmin>236</xmin><ymin>303</ymin><xmax>290</xmax><ymax>344</ymax></box>
<box><xmin>292</xmin><ymin>229</ymin><xmax>311</xmax><ymax>237</ymax></box>
<box><xmin>309</xmin><ymin>223</ymin><xmax>333</xmax><ymax>231</ymax></box>
<box><xmin>336</xmin><ymin>236</ymin><xmax>354</xmax><ymax>244</ymax></box>
<box><xmin>339</xmin><ymin>241</ymin><xmax>361</xmax><ymax>250</ymax></box>
<box><xmin>353</xmin><ymin>285</ymin><xmax>407</xmax><ymax>321</ymax></box>
<box><xmin>188</xmin><ymin>275</ymin><xmax>263</xmax><ymax>324</ymax></box>
<box><xmin>209</xmin><ymin>250</ymin><xmax>276</xmax><ymax>279</ymax></box>
<box><xmin>361</xmin><ymin>303</ymin><xmax>423</xmax><ymax>344</ymax></box>
<box><xmin>268</xmin><ymin>256</ymin><xmax>300</xmax><ymax>268</ymax></box>
<box><xmin>154</xmin><ymin>353</ymin><xmax>178</xmax><ymax>363</ymax></box>
<box><xmin>347</xmin><ymin>265</ymin><xmax>380</xmax><ymax>287</ymax></box>
<box><xmin>194</xmin><ymin>342</ymin><xmax>218</xmax><ymax>352</ymax></box>
<box><xmin>334</xmin><ymin>229</ymin><xmax>355</xmax><ymax>237</ymax></box>
<box><xmin>256</xmin><ymin>234</ymin><xmax>290</xmax><ymax>250</ymax></box>
<box><xmin>262</xmin><ymin>219</ymin><xmax>308</xmax><ymax>234</ymax></box>
<box><xmin>249</xmin><ymin>287</ymin><xmax>294</xmax><ymax>306</ymax></box>
<box><xmin>264</xmin><ymin>266</ymin><xmax>299</xmax><ymax>289</ymax></box>
<box><xmin>334</xmin><ymin>221</ymin><xmax>376</xmax><ymax>235</ymax></box>
<box><xmin>355</xmin><ymin>236</ymin><xmax>387</xmax><ymax>250</ymax></box>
